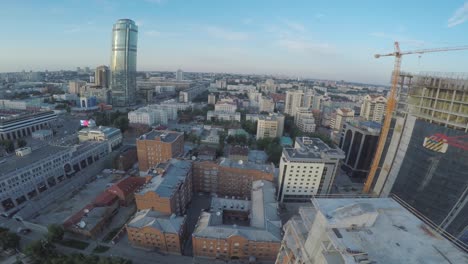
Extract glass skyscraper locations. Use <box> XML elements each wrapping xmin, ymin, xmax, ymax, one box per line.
<box><xmin>110</xmin><ymin>19</ymin><xmax>138</xmax><ymax>106</ymax></box>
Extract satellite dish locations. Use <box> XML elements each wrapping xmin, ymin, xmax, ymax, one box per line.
<box><xmin>192</xmin><ymin>156</ymin><xmax>196</xmax><ymax>160</ymax></box>
<box><xmin>238</xmin><ymin>160</ymin><xmax>243</xmax><ymax>165</ymax></box>
<box><xmin>83</xmin><ymin>209</ymin><xmax>90</xmax><ymax>213</ymax></box>
<box><xmin>216</xmin><ymin>212</ymin><xmax>221</xmax><ymax>216</ymax></box>
<box><xmin>78</xmin><ymin>221</ymin><xmax>86</xmax><ymax>228</ymax></box>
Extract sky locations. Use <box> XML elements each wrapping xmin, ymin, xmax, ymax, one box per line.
<box><xmin>1</xmin><ymin>0</ymin><xmax>468</xmax><ymax>84</ymax></box>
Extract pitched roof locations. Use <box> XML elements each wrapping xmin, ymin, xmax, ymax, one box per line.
<box><xmin>108</xmin><ymin>176</ymin><xmax>149</xmax><ymax>198</ymax></box>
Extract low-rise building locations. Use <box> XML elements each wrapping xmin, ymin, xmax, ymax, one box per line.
<box><xmin>0</xmin><ymin>111</ymin><xmax>56</xmax><ymax>141</ymax></box>
<box><xmin>0</xmin><ymin>141</ymin><xmax>110</xmax><ymax>216</ymax></box>
<box><xmin>78</xmin><ymin>126</ymin><xmax>122</xmax><ymax>151</ymax></box>
<box><xmin>193</xmin><ymin>158</ymin><xmax>274</xmax><ymax>198</ymax></box>
<box><xmin>113</xmin><ymin>146</ymin><xmax>137</xmax><ymax>171</ymax></box>
<box><xmin>276</xmin><ymin>197</ymin><xmax>468</xmax><ymax>264</ymax></box>
<box><xmin>294</xmin><ymin>107</ymin><xmax>316</xmax><ymax>133</ymax></box>
<box><xmin>277</xmin><ymin>137</ymin><xmax>345</xmax><ymax>202</ymax></box>
<box><xmin>136</xmin><ymin>130</ymin><xmax>184</xmax><ymax>172</ymax></box>
<box><xmin>128</xmin><ymin>107</ymin><xmax>168</xmax><ymax>126</ymax></box>
<box><xmin>127</xmin><ymin>209</ymin><xmax>187</xmax><ymax>255</ymax></box>
<box><xmin>256</xmin><ymin>113</ymin><xmax>285</xmax><ymax>139</ymax></box>
<box><xmin>135</xmin><ymin>160</ymin><xmax>192</xmax><ymax>216</ymax></box>
<box><xmin>228</xmin><ymin>145</ymin><xmax>249</xmax><ymax>162</ymax></box>
<box><xmin>207</xmin><ymin>111</ymin><xmax>241</xmax><ymax>122</ymax></box>
<box><xmin>192</xmin><ymin>180</ymin><xmax>281</xmax><ymax>262</ymax></box>
<box><xmin>214</xmin><ymin>102</ymin><xmax>237</xmax><ymax>113</ymax></box>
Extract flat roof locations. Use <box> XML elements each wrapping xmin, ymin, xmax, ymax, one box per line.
<box><xmin>137</xmin><ymin>159</ymin><xmax>191</xmax><ymax>197</ymax></box>
<box><xmin>137</xmin><ymin>130</ymin><xmax>182</xmax><ymax>143</ymax></box>
<box><xmin>219</xmin><ymin>158</ymin><xmax>273</xmax><ymax>173</ymax></box>
<box><xmin>193</xmin><ymin>180</ymin><xmax>281</xmax><ymax>242</ymax></box>
<box><xmin>283</xmin><ymin>137</ymin><xmax>345</xmax><ymax>161</ymax></box>
<box><xmin>0</xmin><ymin>145</ymin><xmax>69</xmax><ymax>178</ymax></box>
<box><xmin>312</xmin><ymin>198</ymin><xmax>468</xmax><ymax>264</ymax></box>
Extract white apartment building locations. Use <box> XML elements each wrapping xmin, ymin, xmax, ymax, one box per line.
<box><xmin>294</xmin><ymin>107</ymin><xmax>316</xmax><ymax>133</ymax></box>
<box><xmin>360</xmin><ymin>94</ymin><xmax>387</xmax><ymax>123</ymax></box>
<box><xmin>277</xmin><ymin>137</ymin><xmax>345</xmax><ymax>202</ymax></box>
<box><xmin>276</xmin><ymin>198</ymin><xmax>468</xmax><ymax>264</ymax></box>
<box><xmin>128</xmin><ymin>107</ymin><xmax>168</xmax><ymax>125</ymax></box>
<box><xmin>256</xmin><ymin>113</ymin><xmax>285</xmax><ymax>139</ymax></box>
<box><xmin>207</xmin><ymin>111</ymin><xmax>241</xmax><ymax>122</ymax></box>
<box><xmin>207</xmin><ymin>93</ymin><xmax>216</xmax><ymax>105</ymax></box>
<box><xmin>246</xmin><ymin>114</ymin><xmax>260</xmax><ymax>122</ymax></box>
<box><xmin>259</xmin><ymin>96</ymin><xmax>275</xmax><ymax>113</ymax></box>
<box><xmin>284</xmin><ymin>90</ymin><xmax>304</xmax><ymax>116</ymax></box>
<box><xmin>331</xmin><ymin>108</ymin><xmax>354</xmax><ymax>131</ymax></box>
<box><xmin>0</xmin><ymin>99</ymin><xmax>28</xmax><ymax>110</ymax></box>
<box><xmin>214</xmin><ymin>102</ymin><xmax>237</xmax><ymax>113</ymax></box>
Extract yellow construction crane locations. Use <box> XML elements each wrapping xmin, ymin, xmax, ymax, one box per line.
<box><xmin>363</xmin><ymin>42</ymin><xmax>468</xmax><ymax>193</ymax></box>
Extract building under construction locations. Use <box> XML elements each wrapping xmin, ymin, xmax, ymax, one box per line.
<box><xmin>371</xmin><ymin>72</ymin><xmax>468</xmax><ymax>243</ymax></box>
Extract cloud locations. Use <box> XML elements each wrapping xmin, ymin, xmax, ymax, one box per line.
<box><xmin>205</xmin><ymin>26</ymin><xmax>249</xmax><ymax>41</ymax></box>
<box><xmin>448</xmin><ymin>2</ymin><xmax>468</xmax><ymax>27</ymax></box>
<box><xmin>370</xmin><ymin>32</ymin><xmax>426</xmax><ymax>47</ymax></box>
<box><xmin>283</xmin><ymin>19</ymin><xmax>306</xmax><ymax>32</ymax></box>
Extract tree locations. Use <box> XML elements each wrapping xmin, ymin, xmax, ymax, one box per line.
<box><xmin>25</xmin><ymin>239</ymin><xmax>57</xmax><ymax>262</ymax></box>
<box><xmin>47</xmin><ymin>224</ymin><xmax>64</xmax><ymax>242</ymax></box>
<box><xmin>0</xmin><ymin>230</ymin><xmax>20</xmax><ymax>250</ymax></box>
<box><xmin>17</xmin><ymin>139</ymin><xmax>27</xmax><ymax>148</ymax></box>
<box><xmin>113</xmin><ymin>116</ymin><xmax>129</xmax><ymax>133</ymax></box>
<box><xmin>241</xmin><ymin>120</ymin><xmax>257</xmax><ymax>135</ymax></box>
<box><xmin>0</xmin><ymin>140</ymin><xmax>14</xmax><ymax>153</ymax></box>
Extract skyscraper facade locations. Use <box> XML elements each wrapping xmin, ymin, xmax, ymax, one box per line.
<box><xmin>110</xmin><ymin>19</ymin><xmax>138</xmax><ymax>106</ymax></box>
<box><xmin>95</xmin><ymin>65</ymin><xmax>110</xmax><ymax>88</ymax></box>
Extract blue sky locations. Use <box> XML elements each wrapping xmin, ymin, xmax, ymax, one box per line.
<box><xmin>1</xmin><ymin>0</ymin><xmax>468</xmax><ymax>84</ymax></box>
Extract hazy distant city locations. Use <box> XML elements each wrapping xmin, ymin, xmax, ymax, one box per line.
<box><xmin>1</xmin><ymin>1</ymin><xmax>468</xmax><ymax>264</ymax></box>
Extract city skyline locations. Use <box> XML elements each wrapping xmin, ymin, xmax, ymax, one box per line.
<box><xmin>1</xmin><ymin>0</ymin><xmax>468</xmax><ymax>84</ymax></box>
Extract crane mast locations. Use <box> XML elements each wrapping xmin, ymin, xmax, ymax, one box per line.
<box><xmin>363</xmin><ymin>42</ymin><xmax>468</xmax><ymax>194</ymax></box>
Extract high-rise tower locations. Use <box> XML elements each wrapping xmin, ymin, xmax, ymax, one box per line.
<box><xmin>110</xmin><ymin>19</ymin><xmax>138</xmax><ymax>106</ymax></box>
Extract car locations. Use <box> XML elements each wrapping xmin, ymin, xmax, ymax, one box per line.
<box><xmin>17</xmin><ymin>228</ymin><xmax>31</xmax><ymax>235</ymax></box>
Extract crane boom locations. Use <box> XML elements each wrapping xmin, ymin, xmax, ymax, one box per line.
<box><xmin>363</xmin><ymin>42</ymin><xmax>468</xmax><ymax>194</ymax></box>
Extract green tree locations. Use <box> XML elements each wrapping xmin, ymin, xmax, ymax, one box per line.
<box><xmin>113</xmin><ymin>116</ymin><xmax>129</xmax><ymax>133</ymax></box>
<box><xmin>0</xmin><ymin>230</ymin><xmax>20</xmax><ymax>250</ymax></box>
<box><xmin>0</xmin><ymin>140</ymin><xmax>14</xmax><ymax>153</ymax></box>
<box><xmin>17</xmin><ymin>139</ymin><xmax>27</xmax><ymax>148</ymax></box>
<box><xmin>25</xmin><ymin>239</ymin><xmax>57</xmax><ymax>262</ymax></box>
<box><xmin>47</xmin><ymin>224</ymin><xmax>64</xmax><ymax>242</ymax></box>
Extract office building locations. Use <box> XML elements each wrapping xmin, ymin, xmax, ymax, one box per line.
<box><xmin>0</xmin><ymin>141</ymin><xmax>110</xmax><ymax>215</ymax></box>
<box><xmin>192</xmin><ymin>180</ymin><xmax>281</xmax><ymax>262</ymax></box>
<box><xmin>277</xmin><ymin>137</ymin><xmax>345</xmax><ymax>202</ymax></box>
<box><xmin>95</xmin><ymin>65</ymin><xmax>110</xmax><ymax>88</ymax></box>
<box><xmin>78</xmin><ymin>126</ymin><xmax>123</xmax><ymax>152</ymax></box>
<box><xmin>110</xmin><ymin>19</ymin><xmax>138</xmax><ymax>106</ymax></box>
<box><xmin>135</xmin><ymin>159</ymin><xmax>192</xmax><ymax>216</ymax></box>
<box><xmin>256</xmin><ymin>113</ymin><xmax>285</xmax><ymax>139</ymax></box>
<box><xmin>0</xmin><ymin>111</ymin><xmax>56</xmax><ymax>141</ymax></box>
<box><xmin>372</xmin><ymin>73</ymin><xmax>468</xmax><ymax>242</ymax></box>
<box><xmin>360</xmin><ymin>94</ymin><xmax>387</xmax><ymax>123</ymax></box>
<box><xmin>127</xmin><ymin>209</ymin><xmax>187</xmax><ymax>254</ymax></box>
<box><xmin>339</xmin><ymin>120</ymin><xmax>381</xmax><ymax>179</ymax></box>
<box><xmin>284</xmin><ymin>90</ymin><xmax>304</xmax><ymax>116</ymax></box>
<box><xmin>128</xmin><ymin>107</ymin><xmax>168</xmax><ymax>126</ymax></box>
<box><xmin>136</xmin><ymin>130</ymin><xmax>184</xmax><ymax>172</ymax></box>
<box><xmin>193</xmin><ymin>158</ymin><xmax>275</xmax><ymax>198</ymax></box>
<box><xmin>81</xmin><ymin>87</ymin><xmax>111</xmax><ymax>104</ymax></box>
<box><xmin>176</xmin><ymin>69</ymin><xmax>183</xmax><ymax>81</ymax></box>
<box><xmin>276</xmin><ymin>197</ymin><xmax>467</xmax><ymax>264</ymax></box>
<box><xmin>294</xmin><ymin>107</ymin><xmax>316</xmax><ymax>133</ymax></box>
<box><xmin>69</xmin><ymin>80</ymin><xmax>86</xmax><ymax>94</ymax></box>
<box><xmin>331</xmin><ymin>108</ymin><xmax>354</xmax><ymax>131</ymax></box>
<box><xmin>206</xmin><ymin>111</ymin><xmax>241</xmax><ymax>122</ymax></box>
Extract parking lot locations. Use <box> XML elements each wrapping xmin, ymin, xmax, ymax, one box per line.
<box><xmin>31</xmin><ymin>172</ymin><xmax>121</xmax><ymax>226</ymax></box>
